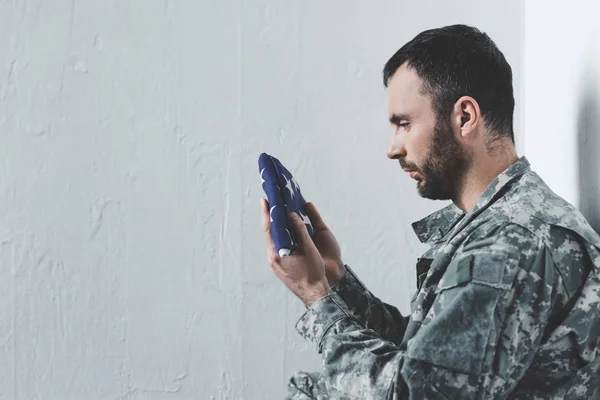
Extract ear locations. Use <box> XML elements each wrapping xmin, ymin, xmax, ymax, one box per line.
<box><xmin>451</xmin><ymin>96</ymin><xmax>481</xmax><ymax>139</ymax></box>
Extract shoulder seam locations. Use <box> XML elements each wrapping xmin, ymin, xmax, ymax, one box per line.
<box><xmin>504</xmin><ymin>204</ymin><xmax>568</xmax><ymax>294</ymax></box>
<box><xmin>504</xmin><ymin>198</ymin><xmax>550</xmax><ymax>248</ymax></box>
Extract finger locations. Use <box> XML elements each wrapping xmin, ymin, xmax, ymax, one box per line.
<box><xmin>289</xmin><ymin>211</ymin><xmax>312</xmax><ymax>249</ymax></box>
<box><xmin>304</xmin><ymin>202</ymin><xmax>328</xmax><ymax>231</ymax></box>
<box><xmin>261</xmin><ymin>197</ymin><xmax>270</xmax><ymax>232</ymax></box>
<box><xmin>261</xmin><ymin>198</ymin><xmax>279</xmax><ymax>263</ymax></box>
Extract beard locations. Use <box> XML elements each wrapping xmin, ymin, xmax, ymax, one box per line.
<box><xmin>401</xmin><ymin>116</ymin><xmax>471</xmax><ymax>201</ymax></box>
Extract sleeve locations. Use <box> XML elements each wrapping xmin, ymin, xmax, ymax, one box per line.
<box><xmin>329</xmin><ymin>264</ymin><xmax>409</xmax><ymax>346</ymax></box>
<box><xmin>294</xmin><ymin>223</ymin><xmax>559</xmax><ymax>399</ymax></box>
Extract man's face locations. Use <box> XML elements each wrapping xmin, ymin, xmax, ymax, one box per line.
<box><xmin>386</xmin><ymin>63</ymin><xmax>470</xmax><ymax>201</ymax></box>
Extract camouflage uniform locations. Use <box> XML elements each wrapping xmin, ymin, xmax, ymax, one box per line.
<box><xmin>287</xmin><ymin>157</ymin><xmax>600</xmax><ymax>399</ymax></box>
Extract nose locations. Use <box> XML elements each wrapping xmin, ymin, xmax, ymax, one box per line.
<box><xmin>386</xmin><ymin>130</ymin><xmax>406</xmax><ymax>160</ymax></box>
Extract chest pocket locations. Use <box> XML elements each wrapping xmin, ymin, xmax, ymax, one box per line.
<box><xmin>437</xmin><ymin>254</ymin><xmax>473</xmax><ymax>289</ymax></box>
<box><xmin>406</xmin><ymin>251</ymin><xmax>516</xmax><ymax>376</ymax></box>
<box><xmin>433</xmin><ymin>254</ymin><xmax>474</xmax><ymax>306</ymax></box>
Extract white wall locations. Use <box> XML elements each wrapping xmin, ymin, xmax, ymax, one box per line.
<box><xmin>524</xmin><ymin>0</ymin><xmax>600</xmax><ymax>232</ymax></box>
<box><xmin>524</xmin><ymin>5</ymin><xmax>600</xmax><ymax>399</ymax></box>
<box><xmin>0</xmin><ymin>1</ymin><xmax>524</xmax><ymax>398</ymax></box>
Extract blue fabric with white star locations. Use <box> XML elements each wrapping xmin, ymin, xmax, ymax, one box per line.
<box><xmin>258</xmin><ymin>152</ymin><xmax>315</xmax><ymax>257</ymax></box>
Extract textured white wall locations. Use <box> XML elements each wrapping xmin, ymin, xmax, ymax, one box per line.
<box><xmin>524</xmin><ymin>0</ymin><xmax>600</xmax><ymax>232</ymax></box>
<box><xmin>0</xmin><ymin>1</ymin><xmax>523</xmax><ymax>398</ymax></box>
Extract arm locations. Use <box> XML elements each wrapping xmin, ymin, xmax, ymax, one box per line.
<box><xmin>295</xmin><ymin>224</ymin><xmax>558</xmax><ymax>398</ymax></box>
<box><xmin>330</xmin><ymin>264</ymin><xmax>409</xmax><ymax>346</ymax></box>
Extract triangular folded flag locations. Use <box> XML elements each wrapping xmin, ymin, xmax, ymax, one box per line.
<box><xmin>258</xmin><ymin>152</ymin><xmax>315</xmax><ymax>257</ymax></box>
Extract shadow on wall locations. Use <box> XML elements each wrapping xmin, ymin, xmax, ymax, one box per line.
<box><xmin>577</xmin><ymin>62</ymin><xmax>600</xmax><ymax>400</ymax></box>
<box><xmin>577</xmin><ymin>64</ymin><xmax>600</xmax><ymax>235</ymax></box>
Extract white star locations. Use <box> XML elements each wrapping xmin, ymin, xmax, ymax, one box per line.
<box><xmin>292</xmin><ymin>177</ymin><xmax>300</xmax><ymax>191</ymax></box>
<box><xmin>270</xmin><ymin>205</ymin><xmax>276</xmax><ymax>222</ymax></box>
<box><xmin>285</xmin><ymin>228</ymin><xmax>294</xmax><ymax>245</ymax></box>
<box><xmin>298</xmin><ymin>210</ymin><xmax>312</xmax><ymax>230</ymax></box>
<box><xmin>282</xmin><ymin>174</ymin><xmax>295</xmax><ymax>200</ymax></box>
<box><xmin>260</xmin><ymin>168</ymin><xmax>266</xmax><ymax>185</ymax></box>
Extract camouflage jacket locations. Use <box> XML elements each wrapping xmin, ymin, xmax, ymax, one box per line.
<box><xmin>295</xmin><ymin>157</ymin><xmax>600</xmax><ymax>399</ymax></box>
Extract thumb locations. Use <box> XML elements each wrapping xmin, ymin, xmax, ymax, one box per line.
<box><xmin>304</xmin><ymin>202</ymin><xmax>328</xmax><ymax>231</ymax></box>
<box><xmin>289</xmin><ymin>212</ymin><xmax>312</xmax><ymax>247</ymax></box>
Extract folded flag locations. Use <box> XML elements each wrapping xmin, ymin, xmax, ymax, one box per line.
<box><xmin>258</xmin><ymin>152</ymin><xmax>315</xmax><ymax>257</ymax></box>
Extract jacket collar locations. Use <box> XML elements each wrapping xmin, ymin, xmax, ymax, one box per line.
<box><xmin>412</xmin><ymin>156</ymin><xmax>531</xmax><ymax>244</ymax></box>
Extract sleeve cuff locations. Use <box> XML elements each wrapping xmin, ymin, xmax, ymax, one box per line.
<box><xmin>331</xmin><ymin>264</ymin><xmax>368</xmax><ymax>292</ymax></box>
<box><xmin>329</xmin><ymin>264</ymin><xmax>373</xmax><ymax>319</ymax></box>
<box><xmin>294</xmin><ymin>292</ymin><xmax>356</xmax><ymax>353</ymax></box>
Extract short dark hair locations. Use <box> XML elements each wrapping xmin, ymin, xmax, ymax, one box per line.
<box><xmin>383</xmin><ymin>24</ymin><xmax>515</xmax><ymax>144</ymax></box>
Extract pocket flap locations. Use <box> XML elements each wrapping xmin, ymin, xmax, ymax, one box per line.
<box><xmin>436</xmin><ymin>254</ymin><xmax>473</xmax><ymax>291</ymax></box>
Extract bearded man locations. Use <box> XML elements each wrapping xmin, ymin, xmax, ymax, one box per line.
<box><xmin>260</xmin><ymin>24</ymin><xmax>600</xmax><ymax>399</ymax></box>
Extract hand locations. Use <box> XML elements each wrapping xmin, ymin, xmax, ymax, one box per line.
<box><xmin>303</xmin><ymin>202</ymin><xmax>347</xmax><ymax>286</ymax></box>
<box><xmin>261</xmin><ymin>198</ymin><xmax>331</xmax><ymax>308</ymax></box>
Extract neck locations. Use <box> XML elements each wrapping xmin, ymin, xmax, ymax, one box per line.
<box><xmin>453</xmin><ymin>142</ymin><xmax>518</xmax><ymax>213</ymax></box>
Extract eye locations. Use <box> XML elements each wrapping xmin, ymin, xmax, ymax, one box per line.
<box><xmin>391</xmin><ymin>120</ymin><xmax>410</xmax><ymax>134</ymax></box>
